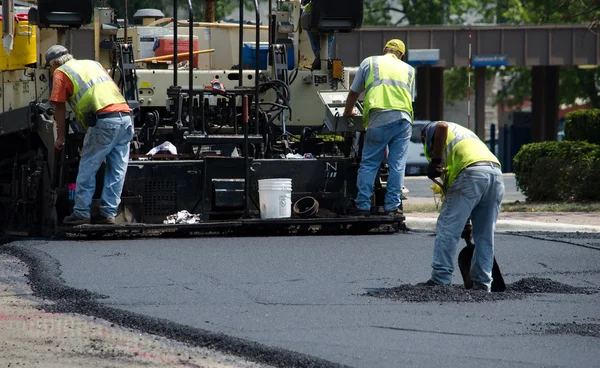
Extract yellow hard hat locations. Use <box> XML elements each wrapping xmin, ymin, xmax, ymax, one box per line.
<box><xmin>384</xmin><ymin>39</ymin><xmax>405</xmax><ymax>55</ymax></box>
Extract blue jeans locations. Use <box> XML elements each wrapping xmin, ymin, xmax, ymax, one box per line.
<box><xmin>307</xmin><ymin>31</ymin><xmax>334</xmax><ymax>58</ymax></box>
<box><xmin>73</xmin><ymin>114</ymin><xmax>134</xmax><ymax>219</ymax></box>
<box><xmin>431</xmin><ymin>165</ymin><xmax>505</xmax><ymax>290</ymax></box>
<box><xmin>302</xmin><ymin>13</ymin><xmax>334</xmax><ymax>58</ymax></box>
<box><xmin>356</xmin><ymin>119</ymin><xmax>411</xmax><ymax>211</ymax></box>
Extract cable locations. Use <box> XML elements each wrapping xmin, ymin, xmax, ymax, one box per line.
<box><xmin>289</xmin><ymin>68</ymin><xmax>299</xmax><ymax>85</ymax></box>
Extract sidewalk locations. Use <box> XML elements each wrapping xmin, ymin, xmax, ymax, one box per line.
<box><xmin>406</xmin><ymin>211</ymin><xmax>600</xmax><ymax>232</ymax></box>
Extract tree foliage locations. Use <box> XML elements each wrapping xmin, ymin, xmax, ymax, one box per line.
<box><xmin>490</xmin><ymin>0</ymin><xmax>600</xmax><ymax>108</ymax></box>
<box><xmin>95</xmin><ymin>0</ymin><xmax>263</xmax><ymax>22</ymax></box>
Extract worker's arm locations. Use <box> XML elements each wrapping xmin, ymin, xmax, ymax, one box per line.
<box><xmin>53</xmin><ymin>102</ymin><xmax>66</xmax><ymax>150</ymax></box>
<box><xmin>343</xmin><ymin>58</ymin><xmax>369</xmax><ymax>118</ymax></box>
<box><xmin>343</xmin><ymin>90</ymin><xmax>360</xmax><ymax>117</ymax></box>
<box><xmin>49</xmin><ymin>70</ymin><xmax>73</xmax><ymax>151</ymax></box>
<box><xmin>426</xmin><ymin>121</ymin><xmax>448</xmax><ymax>180</ymax></box>
<box><xmin>431</xmin><ymin>121</ymin><xmax>448</xmax><ymax>162</ymax></box>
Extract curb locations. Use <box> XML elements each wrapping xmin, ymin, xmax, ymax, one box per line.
<box><xmin>405</xmin><ymin>217</ymin><xmax>600</xmax><ymax>233</ymax></box>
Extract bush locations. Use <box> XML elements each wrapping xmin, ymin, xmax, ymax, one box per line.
<box><xmin>564</xmin><ymin>109</ymin><xmax>600</xmax><ymax>145</ymax></box>
<box><xmin>513</xmin><ymin>140</ymin><xmax>600</xmax><ymax>201</ymax></box>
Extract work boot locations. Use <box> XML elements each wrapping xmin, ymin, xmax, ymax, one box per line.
<box><xmin>386</xmin><ymin>207</ymin><xmax>404</xmax><ymax>218</ymax></box>
<box><xmin>417</xmin><ymin>279</ymin><xmax>439</xmax><ymax>287</ymax></box>
<box><xmin>62</xmin><ymin>213</ymin><xmax>90</xmax><ymax>225</ymax></box>
<box><xmin>473</xmin><ymin>283</ymin><xmax>491</xmax><ymax>292</ymax></box>
<box><xmin>91</xmin><ymin>215</ymin><xmax>116</xmax><ymax>225</ymax></box>
<box><xmin>347</xmin><ymin>206</ymin><xmax>370</xmax><ymax>217</ymax></box>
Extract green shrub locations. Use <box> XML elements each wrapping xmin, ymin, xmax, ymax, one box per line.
<box><xmin>513</xmin><ymin>141</ymin><xmax>600</xmax><ymax>201</ymax></box>
<box><xmin>564</xmin><ymin>109</ymin><xmax>600</xmax><ymax>144</ymax></box>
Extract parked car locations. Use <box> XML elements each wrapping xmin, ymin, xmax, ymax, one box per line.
<box><xmin>405</xmin><ymin>120</ymin><xmax>430</xmax><ymax>176</ymax></box>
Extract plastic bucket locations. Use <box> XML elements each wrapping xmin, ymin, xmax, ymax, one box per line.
<box><xmin>258</xmin><ymin>178</ymin><xmax>292</xmax><ymax>219</ymax></box>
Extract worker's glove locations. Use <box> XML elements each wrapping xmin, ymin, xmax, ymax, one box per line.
<box><xmin>427</xmin><ymin>158</ymin><xmax>444</xmax><ymax>180</ymax></box>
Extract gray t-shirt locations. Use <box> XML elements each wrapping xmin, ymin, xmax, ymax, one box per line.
<box><xmin>351</xmin><ymin>56</ymin><xmax>416</xmax><ymax>129</ymax></box>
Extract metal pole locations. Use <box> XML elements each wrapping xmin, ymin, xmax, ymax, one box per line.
<box><xmin>467</xmin><ymin>26</ymin><xmax>472</xmax><ymax>130</ymax></box>
<box><xmin>238</xmin><ymin>0</ymin><xmax>244</xmax><ymax>87</ymax></box>
<box><xmin>173</xmin><ymin>0</ymin><xmax>178</xmax><ymax>87</ymax></box>
<box><xmin>188</xmin><ymin>0</ymin><xmax>194</xmax><ymax>132</ymax></box>
<box><xmin>243</xmin><ymin>95</ymin><xmax>250</xmax><ymax>217</ymax></box>
<box><xmin>124</xmin><ymin>0</ymin><xmax>128</xmax><ymax>47</ymax></box>
<box><xmin>254</xmin><ymin>0</ymin><xmax>260</xmax><ymax>135</ymax></box>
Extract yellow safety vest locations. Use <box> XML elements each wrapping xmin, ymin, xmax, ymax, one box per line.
<box><xmin>362</xmin><ymin>53</ymin><xmax>414</xmax><ymax>127</ymax></box>
<box><xmin>424</xmin><ymin>122</ymin><xmax>501</xmax><ymax>188</ymax></box>
<box><xmin>58</xmin><ymin>59</ymin><xmax>126</xmax><ymax>128</ymax></box>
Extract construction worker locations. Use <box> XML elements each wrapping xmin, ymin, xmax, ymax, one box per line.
<box><xmin>343</xmin><ymin>39</ymin><xmax>415</xmax><ymax>217</ymax></box>
<box><xmin>420</xmin><ymin>121</ymin><xmax>505</xmax><ymax>292</ymax></box>
<box><xmin>300</xmin><ymin>0</ymin><xmax>334</xmax><ymax>69</ymax></box>
<box><xmin>46</xmin><ymin>45</ymin><xmax>133</xmax><ymax>225</ymax></box>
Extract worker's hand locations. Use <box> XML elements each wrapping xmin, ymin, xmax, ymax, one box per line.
<box><xmin>427</xmin><ymin>158</ymin><xmax>444</xmax><ymax>180</ymax></box>
<box><xmin>343</xmin><ymin>110</ymin><xmax>357</xmax><ymax>118</ymax></box>
<box><xmin>54</xmin><ymin>137</ymin><xmax>65</xmax><ymax>150</ymax></box>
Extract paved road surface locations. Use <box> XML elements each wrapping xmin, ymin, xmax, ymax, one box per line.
<box><xmin>11</xmin><ymin>231</ymin><xmax>600</xmax><ymax>368</ymax></box>
<box><xmin>404</xmin><ymin>174</ymin><xmax>525</xmax><ymax>201</ymax></box>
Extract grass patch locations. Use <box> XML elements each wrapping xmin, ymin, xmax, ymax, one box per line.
<box><xmin>403</xmin><ymin>203</ymin><xmax>440</xmax><ymax>213</ymax></box>
<box><xmin>403</xmin><ymin>201</ymin><xmax>600</xmax><ymax>213</ymax></box>
<box><xmin>501</xmin><ymin>201</ymin><xmax>600</xmax><ymax>212</ymax></box>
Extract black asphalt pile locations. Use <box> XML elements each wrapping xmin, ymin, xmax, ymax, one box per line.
<box><xmin>508</xmin><ymin>277</ymin><xmax>598</xmax><ymax>295</ymax></box>
<box><xmin>366</xmin><ymin>277</ymin><xmax>599</xmax><ymax>303</ymax></box>
<box><xmin>365</xmin><ymin>284</ymin><xmax>518</xmax><ymax>303</ymax></box>
<box><xmin>540</xmin><ymin>322</ymin><xmax>600</xmax><ymax>338</ymax></box>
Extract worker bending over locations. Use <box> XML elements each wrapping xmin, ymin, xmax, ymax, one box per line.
<box><xmin>46</xmin><ymin>45</ymin><xmax>134</xmax><ymax>225</ymax></box>
<box><xmin>420</xmin><ymin>121</ymin><xmax>505</xmax><ymax>292</ymax></box>
<box><xmin>343</xmin><ymin>39</ymin><xmax>415</xmax><ymax>217</ymax></box>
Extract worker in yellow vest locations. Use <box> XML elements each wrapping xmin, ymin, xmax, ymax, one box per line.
<box><xmin>46</xmin><ymin>45</ymin><xmax>134</xmax><ymax>226</ymax></box>
<box><xmin>420</xmin><ymin>121</ymin><xmax>505</xmax><ymax>292</ymax></box>
<box><xmin>343</xmin><ymin>39</ymin><xmax>415</xmax><ymax>217</ymax></box>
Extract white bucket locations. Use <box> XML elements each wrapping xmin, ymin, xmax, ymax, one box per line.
<box><xmin>258</xmin><ymin>178</ymin><xmax>292</xmax><ymax>219</ymax></box>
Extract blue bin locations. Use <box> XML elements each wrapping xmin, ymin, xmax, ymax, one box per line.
<box><xmin>242</xmin><ymin>42</ymin><xmax>269</xmax><ymax>70</ymax></box>
<box><xmin>242</xmin><ymin>41</ymin><xmax>296</xmax><ymax>70</ymax></box>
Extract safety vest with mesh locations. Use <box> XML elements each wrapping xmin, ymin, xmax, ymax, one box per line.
<box><xmin>57</xmin><ymin>59</ymin><xmax>126</xmax><ymax>128</ymax></box>
<box><xmin>424</xmin><ymin>122</ymin><xmax>501</xmax><ymax>188</ymax></box>
<box><xmin>362</xmin><ymin>53</ymin><xmax>414</xmax><ymax>127</ymax></box>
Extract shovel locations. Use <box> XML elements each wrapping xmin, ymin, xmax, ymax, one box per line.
<box><xmin>431</xmin><ymin>178</ymin><xmax>506</xmax><ymax>292</ymax></box>
<box><xmin>458</xmin><ymin>218</ymin><xmax>506</xmax><ymax>292</ymax></box>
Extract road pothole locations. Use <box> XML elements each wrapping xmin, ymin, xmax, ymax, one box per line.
<box><xmin>365</xmin><ymin>277</ymin><xmax>599</xmax><ymax>303</ymax></box>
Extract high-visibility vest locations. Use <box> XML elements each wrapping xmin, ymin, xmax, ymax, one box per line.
<box><xmin>57</xmin><ymin>59</ymin><xmax>126</xmax><ymax>128</ymax></box>
<box><xmin>424</xmin><ymin>122</ymin><xmax>501</xmax><ymax>188</ymax></box>
<box><xmin>362</xmin><ymin>53</ymin><xmax>414</xmax><ymax>127</ymax></box>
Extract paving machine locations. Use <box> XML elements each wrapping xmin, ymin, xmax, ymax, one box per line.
<box><xmin>0</xmin><ymin>0</ymin><xmax>404</xmax><ymax>238</ymax></box>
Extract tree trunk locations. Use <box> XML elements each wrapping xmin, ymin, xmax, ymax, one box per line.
<box><xmin>205</xmin><ymin>0</ymin><xmax>216</xmax><ymax>22</ymax></box>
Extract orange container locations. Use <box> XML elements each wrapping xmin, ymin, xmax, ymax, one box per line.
<box><xmin>154</xmin><ymin>35</ymin><xmax>199</xmax><ymax>68</ymax></box>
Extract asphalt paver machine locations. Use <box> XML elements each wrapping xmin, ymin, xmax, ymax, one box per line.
<box><xmin>0</xmin><ymin>0</ymin><xmax>405</xmax><ymax>238</ymax></box>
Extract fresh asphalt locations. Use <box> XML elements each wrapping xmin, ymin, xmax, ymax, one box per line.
<box><xmin>4</xmin><ymin>231</ymin><xmax>600</xmax><ymax>368</ymax></box>
<box><xmin>404</xmin><ymin>174</ymin><xmax>525</xmax><ymax>201</ymax></box>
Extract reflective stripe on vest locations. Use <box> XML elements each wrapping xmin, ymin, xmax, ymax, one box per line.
<box><xmin>57</xmin><ymin>59</ymin><xmax>127</xmax><ymax>128</ymax></box>
<box><xmin>362</xmin><ymin>54</ymin><xmax>414</xmax><ymax>125</ymax></box>
<box><xmin>364</xmin><ymin>58</ymin><xmax>414</xmax><ymax>97</ymax></box>
<box><xmin>442</xmin><ymin>124</ymin><xmax>478</xmax><ymax>162</ymax></box>
<box><xmin>424</xmin><ymin>122</ymin><xmax>500</xmax><ymax>188</ymax></box>
<box><xmin>59</xmin><ymin>63</ymin><xmax>112</xmax><ymax>106</ymax></box>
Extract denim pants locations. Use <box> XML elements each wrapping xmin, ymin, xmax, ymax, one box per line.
<box><xmin>73</xmin><ymin>114</ymin><xmax>134</xmax><ymax>219</ymax></box>
<box><xmin>356</xmin><ymin>119</ymin><xmax>411</xmax><ymax>211</ymax></box>
<box><xmin>431</xmin><ymin>165</ymin><xmax>505</xmax><ymax>289</ymax></box>
<box><xmin>302</xmin><ymin>13</ymin><xmax>335</xmax><ymax>58</ymax></box>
